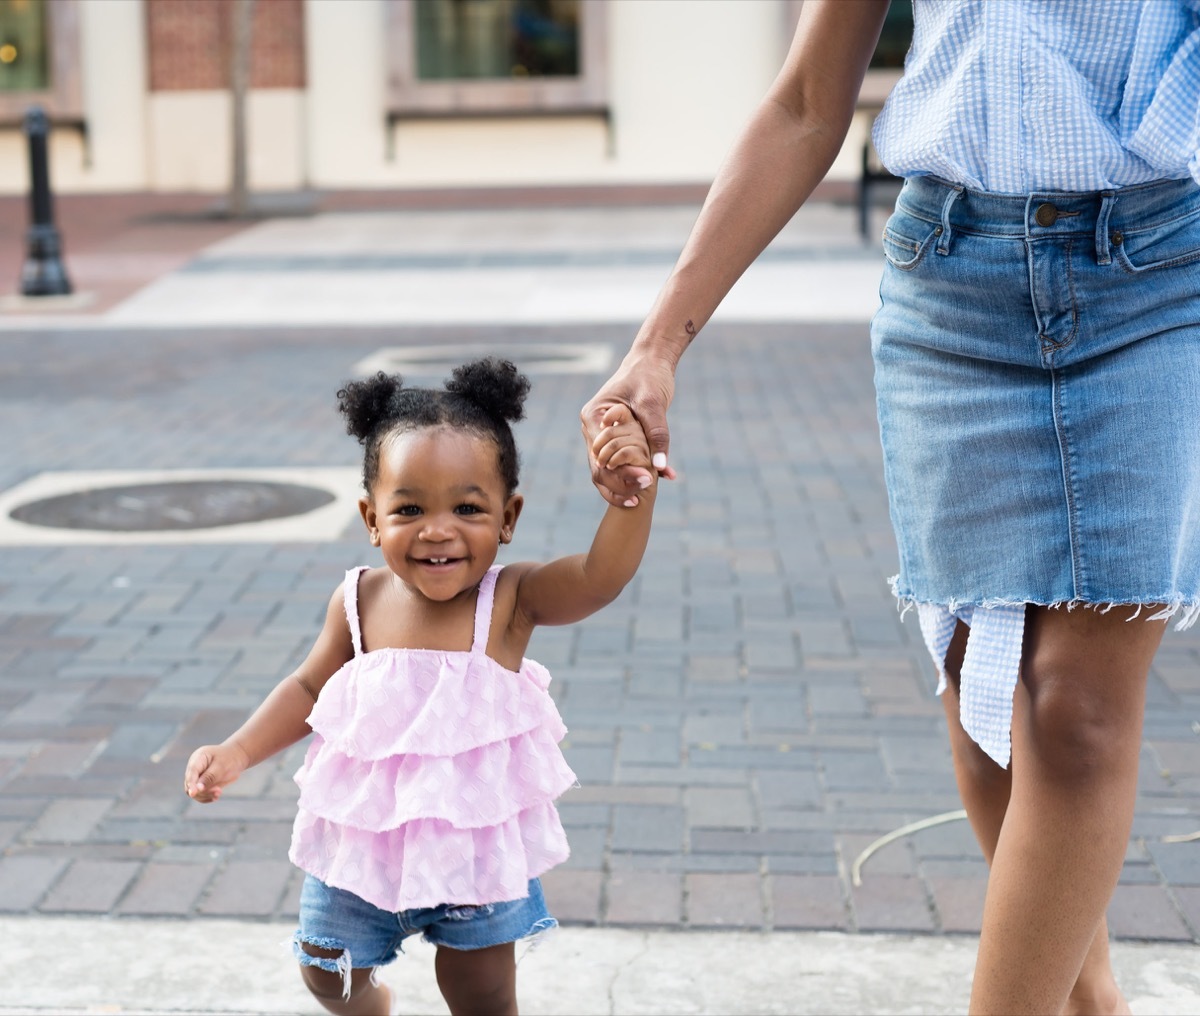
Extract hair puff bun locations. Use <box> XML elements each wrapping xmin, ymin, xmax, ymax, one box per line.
<box><xmin>337</xmin><ymin>372</ymin><xmax>403</xmax><ymax>444</ymax></box>
<box><xmin>446</xmin><ymin>358</ymin><xmax>530</xmax><ymax>423</ymax></box>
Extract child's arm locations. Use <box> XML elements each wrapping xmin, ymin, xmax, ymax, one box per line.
<box><xmin>184</xmin><ymin>585</ymin><xmax>354</xmax><ymax>802</ymax></box>
<box><xmin>511</xmin><ymin>405</ymin><xmax>658</xmax><ymax>627</ymax></box>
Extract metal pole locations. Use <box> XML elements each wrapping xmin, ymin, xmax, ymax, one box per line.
<box><xmin>228</xmin><ymin>0</ymin><xmax>256</xmax><ymax>218</ymax></box>
<box><xmin>20</xmin><ymin>106</ymin><xmax>72</xmax><ymax>297</ymax></box>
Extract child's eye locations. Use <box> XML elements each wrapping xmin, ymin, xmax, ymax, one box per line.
<box><xmin>455</xmin><ymin>504</ymin><xmax>481</xmax><ymax>515</ymax></box>
<box><xmin>394</xmin><ymin>505</ymin><xmax>421</xmax><ymax>517</ymax></box>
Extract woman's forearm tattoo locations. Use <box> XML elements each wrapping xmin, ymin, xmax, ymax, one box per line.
<box><xmin>684</xmin><ymin>319</ymin><xmax>697</xmax><ymax>345</ymax></box>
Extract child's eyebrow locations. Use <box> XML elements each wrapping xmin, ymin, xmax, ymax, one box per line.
<box><xmin>389</xmin><ymin>485</ymin><xmax>490</xmax><ymax>497</ymax></box>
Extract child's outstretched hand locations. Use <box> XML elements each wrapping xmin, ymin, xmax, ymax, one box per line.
<box><xmin>591</xmin><ymin>404</ymin><xmax>656</xmax><ymax>506</ymax></box>
<box><xmin>184</xmin><ymin>742</ymin><xmax>250</xmax><ymax>803</ymax></box>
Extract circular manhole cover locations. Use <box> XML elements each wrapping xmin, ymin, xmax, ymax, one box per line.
<box><xmin>10</xmin><ymin>480</ymin><xmax>336</xmax><ymax>532</ymax></box>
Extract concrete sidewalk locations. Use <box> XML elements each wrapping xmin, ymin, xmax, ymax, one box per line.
<box><xmin>4</xmin><ymin>917</ymin><xmax>1200</xmax><ymax>1015</ymax></box>
<box><xmin>0</xmin><ymin>193</ymin><xmax>883</xmax><ymax>330</ymax></box>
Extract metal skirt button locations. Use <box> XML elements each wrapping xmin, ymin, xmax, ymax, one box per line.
<box><xmin>1035</xmin><ymin>202</ymin><xmax>1059</xmax><ymax>227</ymax></box>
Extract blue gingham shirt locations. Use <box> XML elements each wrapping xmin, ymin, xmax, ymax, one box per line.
<box><xmin>876</xmin><ymin>0</ymin><xmax>1200</xmax><ymax>766</ymax></box>
<box><xmin>874</xmin><ymin>0</ymin><xmax>1200</xmax><ymax>193</ymax></box>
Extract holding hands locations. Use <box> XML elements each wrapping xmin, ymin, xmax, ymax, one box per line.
<box><xmin>581</xmin><ymin>350</ymin><xmax>677</xmax><ymax>507</ymax></box>
<box><xmin>588</xmin><ymin>399</ymin><xmax>667</xmax><ymax>507</ymax></box>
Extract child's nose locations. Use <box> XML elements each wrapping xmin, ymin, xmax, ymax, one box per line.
<box><xmin>419</xmin><ymin>515</ymin><xmax>455</xmax><ymax>541</ymax></box>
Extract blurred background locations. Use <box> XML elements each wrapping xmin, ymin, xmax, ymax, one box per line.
<box><xmin>0</xmin><ymin>0</ymin><xmax>913</xmax><ymax>201</ymax></box>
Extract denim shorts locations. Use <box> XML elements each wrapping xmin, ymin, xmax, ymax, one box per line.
<box><xmin>871</xmin><ymin>174</ymin><xmax>1200</xmax><ymax>622</ymax></box>
<box><xmin>293</xmin><ymin>874</ymin><xmax>555</xmax><ymax>983</ymax></box>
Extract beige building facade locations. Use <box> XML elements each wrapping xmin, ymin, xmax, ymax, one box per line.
<box><xmin>0</xmin><ymin>0</ymin><xmax>906</xmax><ymax>196</ymax></box>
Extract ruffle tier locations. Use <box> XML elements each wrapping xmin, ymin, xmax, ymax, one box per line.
<box><xmin>294</xmin><ymin>727</ymin><xmax>578</xmax><ymax>831</ymax></box>
<box><xmin>306</xmin><ymin>650</ymin><xmax>560</xmax><ymax>759</ymax></box>
<box><xmin>289</xmin><ymin>802</ymin><xmax>570</xmax><ymax>912</ymax></box>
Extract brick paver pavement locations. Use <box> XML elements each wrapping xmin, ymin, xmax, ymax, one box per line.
<box><xmin>2</xmin><ymin>317</ymin><xmax>1198</xmax><ymax>942</ymax></box>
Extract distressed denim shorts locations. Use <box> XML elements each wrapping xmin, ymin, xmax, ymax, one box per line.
<box><xmin>870</xmin><ymin>175</ymin><xmax>1200</xmax><ymax>764</ymax></box>
<box><xmin>872</xmin><ymin>173</ymin><xmax>1200</xmax><ymax>616</ymax></box>
<box><xmin>293</xmin><ymin>874</ymin><xmax>555</xmax><ymax>982</ymax></box>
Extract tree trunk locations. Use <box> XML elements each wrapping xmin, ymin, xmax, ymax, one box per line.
<box><xmin>228</xmin><ymin>0</ymin><xmax>256</xmax><ymax>218</ymax></box>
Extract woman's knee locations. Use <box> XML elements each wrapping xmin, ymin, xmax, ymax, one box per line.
<box><xmin>1020</xmin><ymin>676</ymin><xmax>1123</xmax><ymax>778</ymax></box>
<box><xmin>1018</xmin><ymin>607</ymin><xmax>1160</xmax><ymax>778</ymax></box>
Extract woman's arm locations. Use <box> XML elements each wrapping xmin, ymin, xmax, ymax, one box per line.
<box><xmin>581</xmin><ymin>0</ymin><xmax>892</xmax><ymax>503</ymax></box>
<box><xmin>184</xmin><ymin>585</ymin><xmax>354</xmax><ymax>801</ymax></box>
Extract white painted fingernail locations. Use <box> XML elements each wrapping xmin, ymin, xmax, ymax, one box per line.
<box><xmin>652</xmin><ymin>453</ymin><xmax>667</xmax><ymax>469</ymax></box>
<box><xmin>636</xmin><ymin>475</ymin><xmax>651</xmax><ymax>489</ymax></box>
<box><xmin>623</xmin><ymin>498</ymin><xmax>638</xmax><ymax>508</ymax></box>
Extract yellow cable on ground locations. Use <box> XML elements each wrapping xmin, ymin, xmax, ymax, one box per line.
<box><xmin>851</xmin><ymin>809</ymin><xmax>969</xmax><ymax>887</ymax></box>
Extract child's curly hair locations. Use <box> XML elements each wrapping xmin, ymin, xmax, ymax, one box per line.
<box><xmin>337</xmin><ymin>358</ymin><xmax>531</xmax><ymax>495</ymax></box>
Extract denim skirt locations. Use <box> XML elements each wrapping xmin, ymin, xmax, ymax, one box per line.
<box><xmin>870</xmin><ymin>175</ymin><xmax>1200</xmax><ymax>764</ymax></box>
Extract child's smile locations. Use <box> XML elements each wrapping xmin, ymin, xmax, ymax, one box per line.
<box><xmin>359</xmin><ymin>425</ymin><xmax>523</xmax><ymax>602</ymax></box>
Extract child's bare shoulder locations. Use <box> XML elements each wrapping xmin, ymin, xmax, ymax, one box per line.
<box><xmin>352</xmin><ymin>565</ymin><xmax>390</xmax><ymax>601</ymax></box>
<box><xmin>492</xmin><ymin>562</ymin><xmax>538</xmax><ymax>627</ymax></box>
<box><xmin>493</xmin><ymin>560</ymin><xmax>535</xmax><ymax>596</ymax></box>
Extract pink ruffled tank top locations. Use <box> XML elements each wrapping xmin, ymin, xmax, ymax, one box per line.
<box><xmin>288</xmin><ymin>565</ymin><xmax>576</xmax><ymax>912</ymax></box>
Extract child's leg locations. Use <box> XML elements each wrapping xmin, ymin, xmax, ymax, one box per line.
<box><xmin>956</xmin><ymin>606</ymin><xmax>1161</xmax><ymax>1014</ymax></box>
<box><xmin>939</xmin><ymin>621</ymin><xmax>1126</xmax><ymax>1015</ymax></box>
<box><xmin>294</xmin><ymin>876</ymin><xmax>402</xmax><ymax>1016</ymax></box>
<box><xmin>434</xmin><ymin>942</ymin><xmax>517</xmax><ymax>1016</ymax></box>
<box><xmin>299</xmin><ymin>942</ymin><xmax>392</xmax><ymax>1016</ymax></box>
<box><xmin>420</xmin><ymin>879</ymin><xmax>553</xmax><ymax>1016</ymax></box>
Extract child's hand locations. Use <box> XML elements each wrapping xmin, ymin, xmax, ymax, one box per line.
<box><xmin>591</xmin><ymin>405</ymin><xmax>655</xmax><ymax>506</ymax></box>
<box><xmin>184</xmin><ymin>742</ymin><xmax>250</xmax><ymax>803</ymax></box>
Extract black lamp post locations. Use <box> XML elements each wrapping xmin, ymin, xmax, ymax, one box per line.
<box><xmin>20</xmin><ymin>105</ymin><xmax>72</xmax><ymax>297</ymax></box>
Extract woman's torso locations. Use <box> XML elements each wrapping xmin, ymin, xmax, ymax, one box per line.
<box><xmin>873</xmin><ymin>0</ymin><xmax>1200</xmax><ymax>193</ymax></box>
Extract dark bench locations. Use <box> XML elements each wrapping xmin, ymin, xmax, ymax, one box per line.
<box><xmin>856</xmin><ymin>96</ymin><xmax>902</xmax><ymax>241</ymax></box>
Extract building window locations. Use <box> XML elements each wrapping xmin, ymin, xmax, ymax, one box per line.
<box><xmin>0</xmin><ymin>0</ymin><xmax>81</xmax><ymax>125</ymax></box>
<box><xmin>784</xmin><ymin>0</ymin><xmax>913</xmax><ymax>105</ymax></box>
<box><xmin>862</xmin><ymin>0</ymin><xmax>912</xmax><ymax>104</ymax></box>
<box><xmin>415</xmin><ymin>0</ymin><xmax>580</xmax><ymax>81</ymax></box>
<box><xmin>387</xmin><ymin>0</ymin><xmax>606</xmax><ymax>118</ymax></box>
<box><xmin>869</xmin><ymin>0</ymin><xmax>913</xmax><ymax>70</ymax></box>
<box><xmin>0</xmin><ymin>0</ymin><xmax>49</xmax><ymax>92</ymax></box>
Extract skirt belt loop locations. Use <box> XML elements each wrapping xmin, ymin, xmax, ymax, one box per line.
<box><xmin>1095</xmin><ymin>191</ymin><xmax>1116</xmax><ymax>265</ymax></box>
<box><xmin>936</xmin><ymin>185</ymin><xmax>965</xmax><ymax>256</ymax></box>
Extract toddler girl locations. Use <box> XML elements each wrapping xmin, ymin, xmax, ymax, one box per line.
<box><xmin>184</xmin><ymin>358</ymin><xmax>655</xmax><ymax>1016</ymax></box>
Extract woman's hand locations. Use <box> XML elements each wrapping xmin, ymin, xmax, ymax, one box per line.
<box><xmin>581</xmin><ymin>350</ymin><xmax>678</xmax><ymax>506</ymax></box>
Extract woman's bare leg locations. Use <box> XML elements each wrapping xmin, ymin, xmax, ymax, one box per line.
<box><xmin>961</xmin><ymin>606</ymin><xmax>1163</xmax><ymax>1014</ymax></box>
<box><xmin>940</xmin><ymin>618</ymin><xmax>1136</xmax><ymax>1015</ymax></box>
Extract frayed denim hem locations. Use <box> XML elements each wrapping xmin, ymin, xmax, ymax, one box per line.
<box><xmin>292</xmin><ymin>933</ymin><xmax>357</xmax><ymax>1001</ymax></box>
<box><xmin>517</xmin><ymin>917</ymin><xmax>558</xmax><ymax>965</ymax></box>
<box><xmin>429</xmin><ymin>914</ymin><xmax>558</xmax><ymax>953</ymax></box>
<box><xmin>888</xmin><ymin>576</ymin><xmax>1200</xmax><ymax>631</ymax></box>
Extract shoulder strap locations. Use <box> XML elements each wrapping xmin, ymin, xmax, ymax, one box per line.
<box><xmin>343</xmin><ymin>566</ymin><xmax>369</xmax><ymax>656</ymax></box>
<box><xmin>471</xmin><ymin>566</ymin><xmax>502</xmax><ymax>653</ymax></box>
